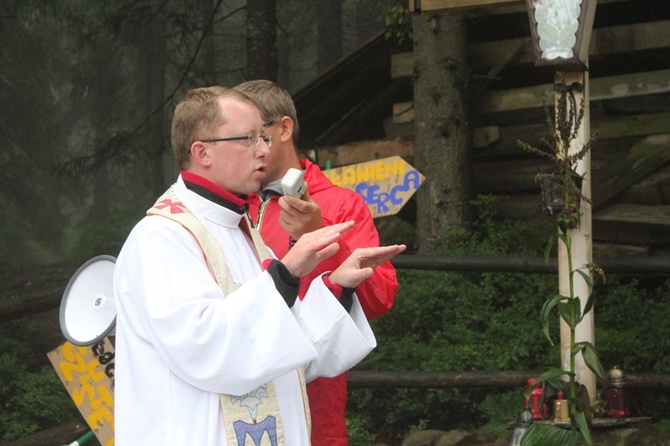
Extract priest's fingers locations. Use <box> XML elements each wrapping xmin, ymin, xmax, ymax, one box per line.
<box><xmin>328</xmin><ymin>244</ymin><xmax>406</xmax><ymax>288</ymax></box>
<box><xmin>278</xmin><ymin>195</ymin><xmax>323</xmax><ymax>239</ymax></box>
<box><xmin>279</xmin><ymin>223</ymin><xmax>353</xmax><ymax>277</ymax></box>
<box><xmin>328</xmin><ymin>265</ymin><xmax>374</xmax><ymax>289</ymax></box>
<box><xmin>315</xmin><ymin>242</ymin><xmax>341</xmax><ymax>263</ymax></box>
<box><xmin>356</xmin><ymin>244</ymin><xmax>407</xmax><ymax>269</ymax></box>
<box><xmin>314</xmin><ymin>220</ymin><xmax>354</xmax><ymax>236</ymax></box>
<box><xmin>281</xmin><ymin>241</ymin><xmax>341</xmax><ymax>278</ymax></box>
<box><xmin>298</xmin><ymin>221</ymin><xmax>354</xmax><ymax>248</ymax></box>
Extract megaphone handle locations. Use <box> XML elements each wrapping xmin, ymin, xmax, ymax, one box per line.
<box><xmin>65</xmin><ymin>430</ymin><xmax>95</xmax><ymax>446</ymax></box>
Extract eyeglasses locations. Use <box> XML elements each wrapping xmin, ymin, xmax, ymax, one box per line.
<box><xmin>200</xmin><ymin>134</ymin><xmax>272</xmax><ymax>148</ymax></box>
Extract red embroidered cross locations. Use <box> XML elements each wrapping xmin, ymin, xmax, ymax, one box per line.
<box><xmin>155</xmin><ymin>199</ymin><xmax>186</xmax><ymax>214</ymax></box>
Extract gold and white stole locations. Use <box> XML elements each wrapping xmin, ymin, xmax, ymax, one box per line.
<box><xmin>148</xmin><ymin>186</ymin><xmax>310</xmax><ymax>445</ymax></box>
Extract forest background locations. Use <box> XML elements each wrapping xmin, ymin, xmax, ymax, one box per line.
<box><xmin>1</xmin><ymin>0</ymin><xmax>670</xmax><ymax>445</ymax></box>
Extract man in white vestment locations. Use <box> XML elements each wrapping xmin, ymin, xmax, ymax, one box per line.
<box><xmin>113</xmin><ymin>86</ymin><xmax>405</xmax><ymax>446</ymax></box>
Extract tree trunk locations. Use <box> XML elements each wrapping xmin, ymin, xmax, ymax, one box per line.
<box><xmin>246</xmin><ymin>0</ymin><xmax>278</xmax><ymax>81</ymax></box>
<box><xmin>412</xmin><ymin>11</ymin><xmax>474</xmax><ymax>255</ymax></box>
<box><xmin>141</xmin><ymin>13</ymin><xmax>168</xmax><ymax>198</ymax></box>
<box><xmin>316</xmin><ymin>0</ymin><xmax>342</xmax><ymax>73</ymax></box>
<box><xmin>199</xmin><ymin>0</ymin><xmax>217</xmax><ymax>86</ymax></box>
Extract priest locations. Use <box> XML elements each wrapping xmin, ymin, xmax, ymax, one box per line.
<box><xmin>112</xmin><ymin>85</ymin><xmax>405</xmax><ymax>445</ymax></box>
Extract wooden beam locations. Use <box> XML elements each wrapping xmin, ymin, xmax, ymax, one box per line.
<box><xmin>393</xmin><ymin>69</ymin><xmax>670</xmax><ymax>120</ymax></box>
<box><xmin>557</xmin><ymin>71</ymin><xmax>595</xmax><ymax>402</ymax></box>
<box><xmin>592</xmin><ymin>111</ymin><xmax>670</xmax><ymax>141</ymax></box>
<box><xmin>479</xmin><ymin>111</ymin><xmax>670</xmax><ymax>160</ymax></box>
<box><xmin>474</xmin><ymin>158</ymin><xmax>550</xmax><ymax>192</ymax></box>
<box><xmin>390</xmin><ymin>52</ymin><xmax>413</xmax><ymax>80</ymax></box>
<box><xmin>5</xmin><ymin>254</ymin><xmax>670</xmax><ymax>324</ymax></box>
<box><xmin>590</xmin><ymin>20</ymin><xmax>670</xmax><ymax>56</ymax></box>
<box><xmin>385</xmin><ymin>109</ymin><xmax>670</xmax><ymax>159</ymax></box>
<box><xmin>315</xmin><ymin>138</ymin><xmax>414</xmax><ymax>167</ymax></box>
<box><xmin>349</xmin><ymin>370</ymin><xmax>540</xmax><ymax>389</ymax></box>
<box><xmin>595</xmin><ymin>204</ymin><xmax>670</xmax><ymax>229</ymax></box>
<box><xmin>592</xmin><ymin>134</ymin><xmax>670</xmax><ymax>209</ymax></box>
<box><xmin>315</xmin><ymin>125</ymin><xmax>502</xmax><ymax>167</ymax></box>
<box><xmin>392</xmin><ymin>102</ymin><xmax>415</xmax><ymax>123</ymax></box>
<box><xmin>320</xmin><ymin>112</ymin><xmax>670</xmax><ymax>168</ymax></box>
<box><xmin>409</xmin><ymin>0</ymin><xmax>633</xmax><ymax>13</ymax></box>
<box><xmin>0</xmin><ymin>261</ymin><xmax>79</xmax><ymax>323</ymax></box>
<box><xmin>348</xmin><ymin>370</ymin><xmax>670</xmax><ymax>390</ymax></box>
<box><xmin>408</xmin><ymin>0</ymin><xmax>521</xmax><ymax>12</ymax></box>
<box><xmin>481</xmin><ymin>68</ymin><xmax>670</xmax><ymax>115</ymax></box>
<box><xmin>617</xmin><ymin>165</ymin><xmax>670</xmax><ymax>206</ymax></box>
<box><xmin>391</xmin><ymin>20</ymin><xmax>670</xmax><ymax>78</ymax></box>
<box><xmin>593</xmin><ymin>204</ymin><xmax>670</xmax><ymax>244</ymax></box>
<box><xmin>474</xmin><ymin>39</ymin><xmax>526</xmax><ymax>96</ymax></box>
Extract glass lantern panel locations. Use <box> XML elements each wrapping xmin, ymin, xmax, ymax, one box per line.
<box><xmin>531</xmin><ymin>0</ymin><xmax>582</xmax><ymax>60</ymax></box>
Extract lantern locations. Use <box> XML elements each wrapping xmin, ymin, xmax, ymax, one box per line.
<box><xmin>606</xmin><ymin>366</ymin><xmax>630</xmax><ymax>418</ymax></box>
<box><xmin>525</xmin><ymin>378</ymin><xmax>547</xmax><ymax>420</ymax></box>
<box><xmin>553</xmin><ymin>391</ymin><xmax>570</xmax><ymax>422</ymax></box>
<box><xmin>508</xmin><ymin>408</ymin><xmax>534</xmax><ymax>446</ymax></box>
<box><xmin>540</xmin><ymin>167</ymin><xmax>584</xmax><ymax>215</ymax></box>
<box><xmin>525</xmin><ymin>0</ymin><xmax>598</xmax><ymax>70</ymax></box>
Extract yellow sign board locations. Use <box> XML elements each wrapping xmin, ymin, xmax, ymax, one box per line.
<box><xmin>48</xmin><ymin>338</ymin><xmax>115</xmax><ymax>446</ymax></box>
<box><xmin>322</xmin><ymin>156</ymin><xmax>425</xmax><ymax>218</ymax></box>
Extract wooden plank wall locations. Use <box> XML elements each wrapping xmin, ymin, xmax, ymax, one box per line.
<box><xmin>315</xmin><ymin>0</ymin><xmax>670</xmax><ymax>254</ymax></box>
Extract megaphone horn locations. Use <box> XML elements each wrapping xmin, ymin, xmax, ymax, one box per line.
<box><xmin>59</xmin><ymin>255</ymin><xmax>117</xmax><ymax>346</ymax></box>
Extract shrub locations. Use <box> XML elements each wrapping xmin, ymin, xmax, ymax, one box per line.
<box><xmin>0</xmin><ymin>307</ymin><xmax>80</xmax><ymax>441</ymax></box>
<box><xmin>0</xmin><ymin>355</ymin><xmax>79</xmax><ymax>441</ymax></box>
<box><xmin>349</xmin><ymin>198</ymin><xmax>559</xmax><ymax>443</ymax></box>
<box><xmin>351</xmin><ymin>196</ymin><xmax>670</xmax><ymax>443</ymax></box>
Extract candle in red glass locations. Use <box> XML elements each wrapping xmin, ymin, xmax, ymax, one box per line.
<box><xmin>606</xmin><ymin>366</ymin><xmax>630</xmax><ymax>418</ymax></box>
<box><xmin>525</xmin><ymin>378</ymin><xmax>547</xmax><ymax>420</ymax></box>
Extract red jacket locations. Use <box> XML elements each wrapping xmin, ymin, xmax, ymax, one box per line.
<box><xmin>248</xmin><ymin>159</ymin><xmax>398</xmax><ymax>445</ymax></box>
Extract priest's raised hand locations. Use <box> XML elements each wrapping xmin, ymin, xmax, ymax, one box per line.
<box><xmin>279</xmin><ymin>219</ymin><xmax>406</xmax><ymax>289</ymax></box>
<box><xmin>279</xmin><ymin>220</ymin><xmax>354</xmax><ymax>278</ymax></box>
<box><xmin>328</xmin><ymin>244</ymin><xmax>406</xmax><ymax>289</ymax></box>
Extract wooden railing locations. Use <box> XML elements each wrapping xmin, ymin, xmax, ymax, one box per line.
<box><xmin>348</xmin><ymin>370</ymin><xmax>670</xmax><ymax>390</ymax></box>
<box><xmin>391</xmin><ymin>255</ymin><xmax>670</xmax><ymax>275</ymax></box>
<box><xmin>3</xmin><ymin>255</ymin><xmax>670</xmax><ymax>445</ymax></box>
<box><xmin>4</xmin><ymin>255</ymin><xmax>670</xmax><ymax>324</ymax></box>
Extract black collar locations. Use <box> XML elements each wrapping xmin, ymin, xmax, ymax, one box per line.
<box><xmin>181</xmin><ymin>171</ymin><xmax>249</xmax><ymax>215</ymax></box>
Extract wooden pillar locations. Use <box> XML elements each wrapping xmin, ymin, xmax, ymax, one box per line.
<box><xmin>557</xmin><ymin>70</ymin><xmax>596</xmax><ymax>403</ymax></box>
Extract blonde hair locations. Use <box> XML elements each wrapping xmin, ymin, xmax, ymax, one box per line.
<box><xmin>234</xmin><ymin>80</ymin><xmax>300</xmax><ymax>144</ymax></box>
<box><xmin>171</xmin><ymin>86</ymin><xmax>254</xmax><ymax>169</ymax></box>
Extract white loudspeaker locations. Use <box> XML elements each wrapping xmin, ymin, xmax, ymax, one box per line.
<box><xmin>59</xmin><ymin>255</ymin><xmax>117</xmax><ymax>346</ymax></box>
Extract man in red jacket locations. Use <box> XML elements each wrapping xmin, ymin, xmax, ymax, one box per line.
<box><xmin>236</xmin><ymin>80</ymin><xmax>399</xmax><ymax>446</ymax></box>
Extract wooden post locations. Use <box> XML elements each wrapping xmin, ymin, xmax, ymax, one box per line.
<box><xmin>557</xmin><ymin>70</ymin><xmax>596</xmax><ymax>403</ymax></box>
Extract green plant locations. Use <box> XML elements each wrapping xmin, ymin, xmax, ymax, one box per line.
<box><xmin>382</xmin><ymin>1</ymin><xmax>412</xmax><ymax>44</ymax></box>
<box><xmin>0</xmin><ymin>355</ymin><xmax>79</xmax><ymax>441</ymax></box>
<box><xmin>346</xmin><ymin>413</ymin><xmax>376</xmax><ymax>446</ymax></box>
<box><xmin>657</xmin><ymin>419</ymin><xmax>670</xmax><ymax>437</ymax></box>
<box><xmin>479</xmin><ymin>390</ymin><xmax>528</xmax><ymax>438</ymax></box>
<box><xmin>0</xmin><ymin>297</ymin><xmax>82</xmax><ymax>441</ymax></box>
<box><xmin>349</xmin><ymin>199</ymin><xmax>559</xmax><ymax>443</ymax></box>
<box><xmin>517</xmin><ymin>80</ymin><xmax>606</xmax><ymax>446</ymax></box>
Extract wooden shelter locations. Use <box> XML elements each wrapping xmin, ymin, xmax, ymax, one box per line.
<box><xmin>293</xmin><ymin>0</ymin><xmax>670</xmax><ymax>256</ymax></box>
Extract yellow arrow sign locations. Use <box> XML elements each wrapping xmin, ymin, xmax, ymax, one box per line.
<box><xmin>322</xmin><ymin>156</ymin><xmax>425</xmax><ymax>218</ymax></box>
<box><xmin>48</xmin><ymin>338</ymin><xmax>115</xmax><ymax>446</ymax></box>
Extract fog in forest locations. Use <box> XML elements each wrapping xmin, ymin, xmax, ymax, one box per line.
<box><xmin>0</xmin><ymin>0</ymin><xmax>396</xmax><ymax>265</ymax></box>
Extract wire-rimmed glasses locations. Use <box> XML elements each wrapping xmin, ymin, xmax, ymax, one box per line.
<box><xmin>200</xmin><ymin>134</ymin><xmax>272</xmax><ymax>148</ymax></box>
